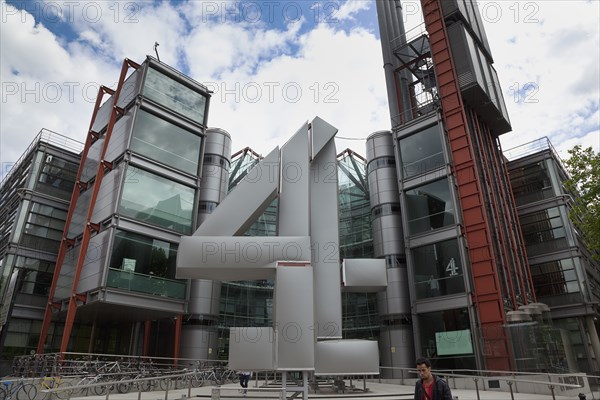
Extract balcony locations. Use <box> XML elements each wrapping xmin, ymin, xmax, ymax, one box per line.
<box><xmin>106</xmin><ymin>268</ymin><xmax>185</xmax><ymax>299</ymax></box>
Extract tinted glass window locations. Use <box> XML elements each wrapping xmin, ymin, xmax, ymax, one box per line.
<box><xmin>399</xmin><ymin>125</ymin><xmax>445</xmax><ymax>178</ymax></box>
<box><xmin>131</xmin><ymin>110</ymin><xmax>202</xmax><ymax>174</ymax></box>
<box><xmin>143</xmin><ymin>67</ymin><xmax>207</xmax><ymax>124</ymax></box>
<box><xmin>119</xmin><ymin>166</ymin><xmax>195</xmax><ymax>234</ymax></box>
<box><xmin>405</xmin><ymin>179</ymin><xmax>455</xmax><ymax>235</ymax></box>
<box><xmin>412</xmin><ymin>239</ymin><xmax>465</xmax><ymax>299</ymax></box>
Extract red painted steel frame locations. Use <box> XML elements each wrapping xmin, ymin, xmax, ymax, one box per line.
<box><xmin>36</xmin><ymin>85</ymin><xmax>114</xmax><ymax>354</ymax></box>
<box><xmin>37</xmin><ymin>59</ymin><xmax>140</xmax><ymax>354</ymax></box>
<box><xmin>420</xmin><ymin>0</ymin><xmax>511</xmax><ymax>370</ymax></box>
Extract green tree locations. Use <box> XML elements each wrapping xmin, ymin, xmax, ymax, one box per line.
<box><xmin>563</xmin><ymin>145</ymin><xmax>600</xmax><ymax>260</ymax></box>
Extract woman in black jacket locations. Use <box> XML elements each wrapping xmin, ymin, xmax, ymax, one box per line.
<box><xmin>414</xmin><ymin>357</ymin><xmax>453</xmax><ymax>400</ymax></box>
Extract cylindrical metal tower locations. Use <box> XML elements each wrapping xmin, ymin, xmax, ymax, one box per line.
<box><xmin>180</xmin><ymin>127</ymin><xmax>232</xmax><ymax>360</ymax></box>
<box><xmin>366</xmin><ymin>130</ymin><xmax>414</xmax><ymax>376</ymax></box>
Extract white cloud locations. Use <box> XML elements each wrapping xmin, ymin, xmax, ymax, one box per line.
<box><xmin>1</xmin><ymin>0</ymin><xmax>598</xmax><ymax>179</ymax></box>
<box><xmin>334</xmin><ymin>0</ymin><xmax>372</xmax><ymax>21</ymax></box>
<box><xmin>478</xmin><ymin>0</ymin><xmax>600</xmax><ymax>155</ymax></box>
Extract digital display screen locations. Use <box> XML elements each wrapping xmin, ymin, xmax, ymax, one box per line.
<box><xmin>435</xmin><ymin>329</ymin><xmax>474</xmax><ymax>356</ymax></box>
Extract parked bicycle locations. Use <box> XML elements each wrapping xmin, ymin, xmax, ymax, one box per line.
<box><xmin>0</xmin><ymin>379</ymin><xmax>37</xmax><ymax>400</ymax></box>
<box><xmin>38</xmin><ymin>376</ymin><xmax>71</xmax><ymax>400</ymax></box>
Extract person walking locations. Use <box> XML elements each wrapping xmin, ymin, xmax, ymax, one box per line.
<box><xmin>414</xmin><ymin>357</ymin><xmax>453</xmax><ymax>400</ymax></box>
<box><xmin>239</xmin><ymin>371</ymin><xmax>251</xmax><ymax>395</ymax></box>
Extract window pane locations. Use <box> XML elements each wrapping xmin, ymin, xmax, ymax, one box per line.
<box><xmin>521</xmin><ymin>207</ymin><xmax>568</xmax><ymax>256</ymax></box>
<box><xmin>36</xmin><ymin>155</ymin><xmax>78</xmax><ymax>200</ymax></box>
<box><xmin>405</xmin><ymin>179</ymin><xmax>455</xmax><ymax>234</ymax></box>
<box><xmin>399</xmin><ymin>125</ymin><xmax>445</xmax><ymax>178</ymax></box>
<box><xmin>119</xmin><ymin>166</ymin><xmax>194</xmax><ymax>234</ymax></box>
<box><xmin>509</xmin><ymin>161</ymin><xmax>554</xmax><ymax>206</ymax></box>
<box><xmin>143</xmin><ymin>67</ymin><xmax>207</xmax><ymax>124</ymax></box>
<box><xmin>109</xmin><ymin>230</ymin><xmax>178</xmax><ymax>278</ymax></box>
<box><xmin>418</xmin><ymin>308</ymin><xmax>476</xmax><ymax>370</ymax></box>
<box><xmin>412</xmin><ymin>239</ymin><xmax>465</xmax><ymax>299</ymax></box>
<box><xmin>131</xmin><ymin>110</ymin><xmax>202</xmax><ymax>174</ymax></box>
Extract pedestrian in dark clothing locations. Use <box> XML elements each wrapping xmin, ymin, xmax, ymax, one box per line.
<box><xmin>414</xmin><ymin>357</ymin><xmax>453</xmax><ymax>400</ymax></box>
<box><xmin>239</xmin><ymin>371</ymin><xmax>251</xmax><ymax>395</ymax></box>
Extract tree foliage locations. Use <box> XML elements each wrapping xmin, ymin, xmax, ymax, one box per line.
<box><xmin>563</xmin><ymin>145</ymin><xmax>600</xmax><ymax>260</ymax></box>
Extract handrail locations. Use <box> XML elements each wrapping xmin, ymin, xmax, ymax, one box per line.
<box><xmin>379</xmin><ymin>366</ymin><xmax>590</xmax><ymax>400</ymax></box>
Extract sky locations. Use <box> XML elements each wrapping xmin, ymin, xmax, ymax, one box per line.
<box><xmin>1</xmin><ymin>0</ymin><xmax>599</xmax><ymax>181</ymax></box>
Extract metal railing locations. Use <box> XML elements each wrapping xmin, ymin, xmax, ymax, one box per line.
<box><xmin>379</xmin><ymin>366</ymin><xmax>597</xmax><ymax>400</ymax></box>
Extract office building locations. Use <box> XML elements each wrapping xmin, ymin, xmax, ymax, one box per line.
<box><xmin>372</xmin><ymin>0</ymin><xmax>534</xmax><ymax>372</ymax></box>
<box><xmin>506</xmin><ymin>138</ymin><xmax>600</xmax><ymax>373</ymax></box>
<box><xmin>0</xmin><ymin>129</ymin><xmax>82</xmax><ymax>370</ymax></box>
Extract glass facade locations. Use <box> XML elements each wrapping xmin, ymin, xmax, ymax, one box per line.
<box><xmin>530</xmin><ymin>258</ymin><xmax>582</xmax><ymax>304</ymax></box>
<box><xmin>520</xmin><ymin>207</ymin><xmax>568</xmax><ymax>256</ymax></box>
<box><xmin>20</xmin><ymin>203</ymin><xmax>67</xmax><ymax>253</ymax></box>
<box><xmin>119</xmin><ymin>166</ymin><xmax>195</xmax><ymax>234</ymax></box>
<box><xmin>36</xmin><ymin>155</ymin><xmax>78</xmax><ymax>200</ymax></box>
<box><xmin>405</xmin><ymin>179</ymin><xmax>456</xmax><ymax>235</ymax></box>
<box><xmin>509</xmin><ymin>160</ymin><xmax>555</xmax><ymax>206</ymax></box>
<box><xmin>143</xmin><ymin>67</ymin><xmax>207</xmax><ymax>124</ymax></box>
<box><xmin>418</xmin><ymin>308</ymin><xmax>476</xmax><ymax>369</ymax></box>
<box><xmin>131</xmin><ymin>109</ymin><xmax>202</xmax><ymax>175</ymax></box>
<box><xmin>14</xmin><ymin>257</ymin><xmax>53</xmax><ymax>296</ymax></box>
<box><xmin>412</xmin><ymin>239</ymin><xmax>465</xmax><ymax>299</ymax></box>
<box><xmin>107</xmin><ymin>230</ymin><xmax>184</xmax><ymax>299</ymax></box>
<box><xmin>398</xmin><ymin>125</ymin><xmax>445</xmax><ymax>178</ymax></box>
<box><xmin>338</xmin><ymin>152</ymin><xmax>373</xmax><ymax>258</ymax></box>
<box><xmin>109</xmin><ymin>230</ymin><xmax>177</xmax><ymax>278</ymax></box>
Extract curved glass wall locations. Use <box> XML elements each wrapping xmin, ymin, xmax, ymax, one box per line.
<box><xmin>119</xmin><ymin>166</ymin><xmax>195</xmax><ymax>234</ymax></box>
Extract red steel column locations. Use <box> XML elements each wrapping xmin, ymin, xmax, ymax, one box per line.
<box><xmin>173</xmin><ymin>315</ymin><xmax>182</xmax><ymax>366</ymax></box>
<box><xmin>143</xmin><ymin>320</ymin><xmax>151</xmax><ymax>357</ymax></box>
<box><xmin>37</xmin><ymin>85</ymin><xmax>114</xmax><ymax>354</ymax></box>
<box><xmin>58</xmin><ymin>58</ymin><xmax>140</xmax><ymax>353</ymax></box>
<box><xmin>420</xmin><ymin>0</ymin><xmax>511</xmax><ymax>370</ymax></box>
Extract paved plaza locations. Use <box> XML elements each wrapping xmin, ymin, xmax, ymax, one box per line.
<box><xmin>69</xmin><ymin>380</ymin><xmax>593</xmax><ymax>400</ymax></box>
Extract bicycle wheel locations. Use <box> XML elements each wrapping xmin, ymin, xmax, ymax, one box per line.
<box><xmin>16</xmin><ymin>384</ymin><xmax>37</xmax><ymax>400</ymax></box>
<box><xmin>55</xmin><ymin>382</ymin><xmax>73</xmax><ymax>400</ymax></box>
<box><xmin>158</xmin><ymin>378</ymin><xmax>171</xmax><ymax>391</ymax></box>
<box><xmin>116</xmin><ymin>379</ymin><xmax>131</xmax><ymax>394</ymax></box>
<box><xmin>191</xmin><ymin>372</ymin><xmax>204</xmax><ymax>388</ymax></box>
<box><xmin>138</xmin><ymin>378</ymin><xmax>152</xmax><ymax>392</ymax></box>
<box><xmin>231</xmin><ymin>373</ymin><xmax>239</xmax><ymax>384</ymax></box>
<box><xmin>93</xmin><ymin>382</ymin><xmax>108</xmax><ymax>396</ymax></box>
<box><xmin>0</xmin><ymin>387</ymin><xmax>7</xmax><ymax>400</ymax></box>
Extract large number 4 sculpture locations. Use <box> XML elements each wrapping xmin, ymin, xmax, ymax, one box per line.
<box><xmin>177</xmin><ymin>117</ymin><xmax>387</xmax><ymax>399</ymax></box>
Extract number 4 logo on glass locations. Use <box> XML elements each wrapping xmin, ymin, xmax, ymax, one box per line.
<box><xmin>446</xmin><ymin>258</ymin><xmax>459</xmax><ymax>276</ymax></box>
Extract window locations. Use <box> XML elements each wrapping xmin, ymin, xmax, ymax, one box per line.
<box><xmin>418</xmin><ymin>308</ymin><xmax>476</xmax><ymax>370</ymax></box>
<box><xmin>405</xmin><ymin>179</ymin><xmax>455</xmax><ymax>235</ymax></box>
<box><xmin>20</xmin><ymin>203</ymin><xmax>67</xmax><ymax>252</ymax></box>
<box><xmin>119</xmin><ymin>166</ymin><xmax>195</xmax><ymax>234</ymax></box>
<box><xmin>520</xmin><ymin>207</ymin><xmax>568</xmax><ymax>256</ymax></box>
<box><xmin>36</xmin><ymin>155</ymin><xmax>78</xmax><ymax>200</ymax></box>
<box><xmin>109</xmin><ymin>230</ymin><xmax>178</xmax><ymax>278</ymax></box>
<box><xmin>399</xmin><ymin>125</ymin><xmax>445</xmax><ymax>178</ymax></box>
<box><xmin>131</xmin><ymin>109</ymin><xmax>202</xmax><ymax>175</ymax></box>
<box><xmin>509</xmin><ymin>161</ymin><xmax>554</xmax><ymax>206</ymax></box>
<box><xmin>143</xmin><ymin>67</ymin><xmax>207</xmax><ymax>124</ymax></box>
<box><xmin>412</xmin><ymin>239</ymin><xmax>465</xmax><ymax>299</ymax></box>
<box><xmin>530</xmin><ymin>258</ymin><xmax>581</xmax><ymax>300</ymax></box>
